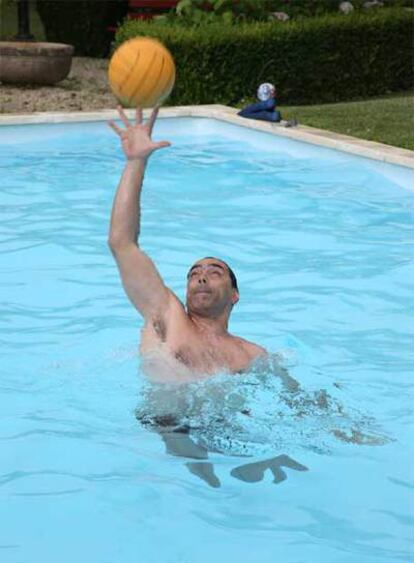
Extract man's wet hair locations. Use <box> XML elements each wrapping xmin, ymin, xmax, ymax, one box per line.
<box><xmin>194</xmin><ymin>257</ymin><xmax>239</xmax><ymax>292</ymax></box>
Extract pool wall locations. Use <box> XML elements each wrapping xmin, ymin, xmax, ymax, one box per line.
<box><xmin>1</xmin><ymin>104</ymin><xmax>413</xmax><ymax>170</ymax></box>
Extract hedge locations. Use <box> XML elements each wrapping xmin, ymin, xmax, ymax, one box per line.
<box><xmin>114</xmin><ymin>8</ymin><xmax>414</xmax><ymax>105</ymax></box>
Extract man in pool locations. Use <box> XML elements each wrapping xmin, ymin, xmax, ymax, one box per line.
<box><xmin>108</xmin><ymin>106</ymin><xmax>267</xmax><ymax>382</ymax></box>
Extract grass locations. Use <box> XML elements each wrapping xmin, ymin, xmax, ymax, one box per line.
<box><xmin>278</xmin><ymin>92</ymin><xmax>414</xmax><ymax>151</ymax></box>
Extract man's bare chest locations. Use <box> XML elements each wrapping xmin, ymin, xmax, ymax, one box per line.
<box><xmin>140</xmin><ymin>321</ymin><xmax>250</xmax><ymax>374</ymax></box>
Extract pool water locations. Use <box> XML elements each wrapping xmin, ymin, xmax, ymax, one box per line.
<box><xmin>1</xmin><ymin>118</ymin><xmax>413</xmax><ymax>563</ymax></box>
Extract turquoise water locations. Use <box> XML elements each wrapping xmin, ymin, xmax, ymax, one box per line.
<box><xmin>1</xmin><ymin>117</ymin><xmax>413</xmax><ymax>562</ymax></box>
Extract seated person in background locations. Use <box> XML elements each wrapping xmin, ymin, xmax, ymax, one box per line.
<box><xmin>238</xmin><ymin>83</ymin><xmax>297</xmax><ymax>127</ymax></box>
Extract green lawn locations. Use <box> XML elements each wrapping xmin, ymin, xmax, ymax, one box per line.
<box><xmin>278</xmin><ymin>93</ymin><xmax>414</xmax><ymax>151</ymax></box>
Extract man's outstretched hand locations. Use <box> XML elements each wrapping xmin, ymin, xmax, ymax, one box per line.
<box><xmin>108</xmin><ymin>105</ymin><xmax>171</xmax><ymax>162</ymax></box>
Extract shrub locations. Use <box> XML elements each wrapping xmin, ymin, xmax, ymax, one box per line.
<box><xmin>160</xmin><ymin>0</ymin><xmax>273</xmax><ymax>25</ymax></box>
<box><xmin>262</xmin><ymin>0</ymin><xmax>414</xmax><ymax>18</ymax></box>
<box><xmin>162</xmin><ymin>0</ymin><xmax>414</xmax><ymax>24</ymax></box>
<box><xmin>114</xmin><ymin>8</ymin><xmax>414</xmax><ymax>105</ymax></box>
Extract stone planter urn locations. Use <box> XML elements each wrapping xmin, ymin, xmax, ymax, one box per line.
<box><xmin>0</xmin><ymin>41</ymin><xmax>74</xmax><ymax>85</ymax></box>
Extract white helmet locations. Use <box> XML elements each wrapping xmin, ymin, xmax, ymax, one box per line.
<box><xmin>257</xmin><ymin>82</ymin><xmax>276</xmax><ymax>101</ymax></box>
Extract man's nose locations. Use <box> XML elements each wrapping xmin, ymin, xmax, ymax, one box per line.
<box><xmin>197</xmin><ymin>276</ymin><xmax>207</xmax><ymax>284</ymax></box>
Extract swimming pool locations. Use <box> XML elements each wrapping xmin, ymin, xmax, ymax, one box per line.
<box><xmin>1</xmin><ymin>117</ymin><xmax>413</xmax><ymax>563</ymax></box>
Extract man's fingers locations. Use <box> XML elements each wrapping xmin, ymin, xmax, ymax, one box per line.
<box><xmin>136</xmin><ymin>107</ymin><xmax>143</xmax><ymax>125</ymax></box>
<box><xmin>153</xmin><ymin>140</ymin><xmax>171</xmax><ymax>150</ymax></box>
<box><xmin>117</xmin><ymin>105</ymin><xmax>131</xmax><ymax>129</ymax></box>
<box><xmin>147</xmin><ymin>106</ymin><xmax>160</xmax><ymax>135</ymax></box>
<box><xmin>108</xmin><ymin>120</ymin><xmax>123</xmax><ymax>136</ymax></box>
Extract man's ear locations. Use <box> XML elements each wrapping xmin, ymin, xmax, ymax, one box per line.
<box><xmin>231</xmin><ymin>290</ymin><xmax>240</xmax><ymax>306</ymax></box>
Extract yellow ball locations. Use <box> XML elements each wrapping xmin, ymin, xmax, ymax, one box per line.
<box><xmin>108</xmin><ymin>37</ymin><xmax>176</xmax><ymax>108</ymax></box>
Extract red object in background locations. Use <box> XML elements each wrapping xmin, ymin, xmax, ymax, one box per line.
<box><xmin>107</xmin><ymin>1</ymin><xmax>178</xmax><ymax>32</ymax></box>
<box><xmin>128</xmin><ymin>1</ymin><xmax>178</xmax><ymax>20</ymax></box>
<box><xmin>108</xmin><ymin>1</ymin><xmax>217</xmax><ymax>33</ymax></box>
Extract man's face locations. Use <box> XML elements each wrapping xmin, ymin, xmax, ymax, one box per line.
<box><xmin>186</xmin><ymin>257</ymin><xmax>239</xmax><ymax>317</ymax></box>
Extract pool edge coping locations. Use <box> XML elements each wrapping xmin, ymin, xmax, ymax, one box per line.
<box><xmin>1</xmin><ymin>104</ymin><xmax>413</xmax><ymax>170</ymax></box>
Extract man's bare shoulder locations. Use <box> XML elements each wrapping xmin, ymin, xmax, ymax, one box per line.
<box><xmin>163</xmin><ymin>289</ymin><xmax>194</xmax><ymax>327</ymax></box>
<box><xmin>234</xmin><ymin>336</ymin><xmax>268</xmax><ymax>361</ymax></box>
<box><xmin>142</xmin><ymin>288</ymin><xmax>188</xmax><ymax>344</ymax></box>
<box><xmin>166</xmin><ymin>288</ymin><xmax>185</xmax><ymax>310</ymax></box>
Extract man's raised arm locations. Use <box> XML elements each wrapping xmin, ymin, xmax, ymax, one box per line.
<box><xmin>107</xmin><ymin>106</ymin><xmax>172</xmax><ymax>320</ymax></box>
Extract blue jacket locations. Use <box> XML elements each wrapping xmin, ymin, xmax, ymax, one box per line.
<box><xmin>238</xmin><ymin>98</ymin><xmax>281</xmax><ymax>123</ymax></box>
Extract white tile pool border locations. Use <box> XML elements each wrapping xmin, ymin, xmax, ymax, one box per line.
<box><xmin>1</xmin><ymin>104</ymin><xmax>413</xmax><ymax>169</ymax></box>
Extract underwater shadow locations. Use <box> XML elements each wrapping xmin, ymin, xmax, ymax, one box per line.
<box><xmin>139</xmin><ymin>416</ymin><xmax>308</xmax><ymax>489</ymax></box>
<box><xmin>135</xmin><ymin>354</ymin><xmax>390</xmax><ymax>488</ymax></box>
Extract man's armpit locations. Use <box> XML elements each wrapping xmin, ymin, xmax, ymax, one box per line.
<box><xmin>152</xmin><ymin>317</ymin><xmax>167</xmax><ymax>342</ymax></box>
